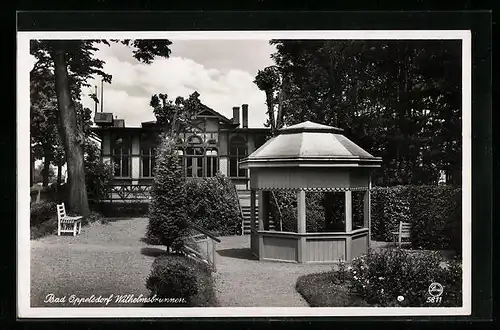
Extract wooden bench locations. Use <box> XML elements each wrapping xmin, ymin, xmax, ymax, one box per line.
<box><xmin>57</xmin><ymin>203</ymin><xmax>82</xmax><ymax>236</ymax></box>
<box><xmin>392</xmin><ymin>221</ymin><xmax>411</xmax><ymax>248</ymax></box>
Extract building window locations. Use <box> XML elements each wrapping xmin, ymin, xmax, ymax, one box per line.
<box><xmin>186</xmin><ymin>146</ymin><xmax>204</xmax><ymax>178</ymax></box>
<box><xmin>141</xmin><ymin>147</ymin><xmax>156</xmax><ymax>178</ymax></box>
<box><xmin>112</xmin><ymin>136</ymin><xmax>131</xmax><ymax>178</ymax></box>
<box><xmin>229</xmin><ymin>136</ymin><xmax>247</xmax><ymax>178</ymax></box>
<box><xmin>206</xmin><ymin>148</ymin><xmax>218</xmax><ymax>177</ymax></box>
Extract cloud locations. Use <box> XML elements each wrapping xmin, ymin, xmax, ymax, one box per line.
<box><xmin>81</xmin><ymin>41</ymin><xmax>274</xmax><ymax>128</ymax></box>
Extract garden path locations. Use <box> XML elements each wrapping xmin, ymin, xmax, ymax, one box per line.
<box><xmin>213</xmin><ymin>236</ymin><xmax>333</xmax><ymax>307</ymax></box>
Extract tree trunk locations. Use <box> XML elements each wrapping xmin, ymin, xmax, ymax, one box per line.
<box><xmin>50</xmin><ymin>43</ymin><xmax>90</xmax><ymax>215</ymax></box>
<box><xmin>42</xmin><ymin>157</ymin><xmax>50</xmax><ymax>187</ymax></box>
<box><xmin>57</xmin><ymin>163</ymin><xmax>63</xmax><ymax>185</ymax></box>
<box><xmin>265</xmin><ymin>90</ymin><xmax>276</xmax><ymax>135</ymax></box>
<box><xmin>30</xmin><ymin>153</ymin><xmax>34</xmax><ymax>187</ymax></box>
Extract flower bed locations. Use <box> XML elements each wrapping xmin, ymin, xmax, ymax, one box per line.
<box><xmin>296</xmin><ymin>248</ymin><xmax>462</xmax><ymax>307</ymax></box>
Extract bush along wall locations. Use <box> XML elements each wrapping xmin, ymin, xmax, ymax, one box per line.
<box><xmin>184</xmin><ymin>173</ymin><xmax>242</xmax><ymax>236</ymax></box>
<box><xmin>370</xmin><ymin>185</ymin><xmax>462</xmax><ymax>255</ymax></box>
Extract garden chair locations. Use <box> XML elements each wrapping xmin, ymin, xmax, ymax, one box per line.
<box><xmin>392</xmin><ymin>221</ymin><xmax>411</xmax><ymax>248</ymax></box>
<box><xmin>57</xmin><ymin>203</ymin><xmax>82</xmax><ymax>236</ymax></box>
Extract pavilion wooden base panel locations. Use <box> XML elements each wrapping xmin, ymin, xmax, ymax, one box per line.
<box><xmin>251</xmin><ymin>228</ymin><xmax>369</xmax><ymax>263</ymax></box>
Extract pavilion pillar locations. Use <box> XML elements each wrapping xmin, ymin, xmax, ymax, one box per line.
<box><xmin>250</xmin><ymin>189</ymin><xmax>258</xmax><ymax>256</ymax></box>
<box><xmin>364</xmin><ymin>178</ymin><xmax>372</xmax><ymax>248</ymax></box>
<box><xmin>257</xmin><ymin>190</ymin><xmax>266</xmax><ymax>260</ymax></box>
<box><xmin>297</xmin><ymin>190</ymin><xmax>307</xmax><ymax>263</ymax></box>
<box><xmin>345</xmin><ymin>190</ymin><xmax>353</xmax><ymax>262</ymax></box>
<box><xmin>250</xmin><ymin>189</ymin><xmax>256</xmax><ymax>230</ymax></box>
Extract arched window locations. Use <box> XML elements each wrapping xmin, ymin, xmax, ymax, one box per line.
<box><xmin>229</xmin><ymin>136</ymin><xmax>247</xmax><ymax>178</ymax></box>
<box><xmin>112</xmin><ymin>135</ymin><xmax>131</xmax><ymax>178</ymax></box>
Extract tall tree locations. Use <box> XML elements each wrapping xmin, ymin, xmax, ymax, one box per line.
<box><xmin>260</xmin><ymin>39</ymin><xmax>462</xmax><ymax>186</ymax></box>
<box><xmin>30</xmin><ymin>39</ymin><xmax>172</xmax><ymax>215</ymax></box>
<box><xmin>150</xmin><ymin>91</ymin><xmax>203</xmax><ymax>136</ymax></box>
<box><xmin>254</xmin><ymin>66</ymin><xmax>284</xmax><ymax>135</ymax></box>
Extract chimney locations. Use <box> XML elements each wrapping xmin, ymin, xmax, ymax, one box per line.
<box><xmin>242</xmin><ymin>104</ymin><xmax>248</xmax><ymax>128</ymax></box>
<box><xmin>232</xmin><ymin>106</ymin><xmax>240</xmax><ymax>126</ymax></box>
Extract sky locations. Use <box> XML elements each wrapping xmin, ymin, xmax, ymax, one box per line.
<box><xmin>80</xmin><ymin>40</ymin><xmax>277</xmax><ymax>127</ymax></box>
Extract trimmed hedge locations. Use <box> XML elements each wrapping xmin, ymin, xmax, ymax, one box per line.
<box><xmin>184</xmin><ymin>173</ymin><xmax>242</xmax><ymax>236</ymax></box>
<box><xmin>370</xmin><ymin>185</ymin><xmax>461</xmax><ymax>254</ymax></box>
<box><xmin>145</xmin><ymin>254</ymin><xmax>218</xmax><ymax>307</ymax></box>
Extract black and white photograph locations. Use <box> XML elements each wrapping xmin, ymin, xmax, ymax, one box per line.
<box><xmin>17</xmin><ymin>28</ymin><xmax>473</xmax><ymax>318</ymax></box>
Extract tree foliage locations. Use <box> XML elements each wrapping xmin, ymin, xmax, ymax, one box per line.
<box><xmin>150</xmin><ymin>91</ymin><xmax>204</xmax><ymax>136</ymax></box>
<box><xmin>257</xmin><ymin>40</ymin><xmax>462</xmax><ymax>185</ymax></box>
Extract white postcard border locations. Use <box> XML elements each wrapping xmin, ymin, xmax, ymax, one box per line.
<box><xmin>17</xmin><ymin>29</ymin><xmax>472</xmax><ymax>318</ymax></box>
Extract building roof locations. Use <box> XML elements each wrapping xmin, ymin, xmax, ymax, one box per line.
<box><xmin>240</xmin><ymin>121</ymin><xmax>382</xmax><ymax>168</ymax></box>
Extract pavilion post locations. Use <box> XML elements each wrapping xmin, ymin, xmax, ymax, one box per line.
<box><xmin>364</xmin><ymin>176</ymin><xmax>372</xmax><ymax>248</ymax></box>
<box><xmin>297</xmin><ymin>190</ymin><xmax>307</xmax><ymax>263</ymax></box>
<box><xmin>250</xmin><ymin>189</ymin><xmax>256</xmax><ymax>231</ymax></box>
<box><xmin>345</xmin><ymin>190</ymin><xmax>353</xmax><ymax>262</ymax></box>
<box><xmin>250</xmin><ymin>189</ymin><xmax>259</xmax><ymax>259</ymax></box>
<box><xmin>345</xmin><ymin>190</ymin><xmax>352</xmax><ymax>232</ymax></box>
<box><xmin>258</xmin><ymin>190</ymin><xmax>265</xmax><ymax>231</ymax></box>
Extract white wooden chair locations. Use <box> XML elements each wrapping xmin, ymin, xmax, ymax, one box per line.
<box><xmin>57</xmin><ymin>203</ymin><xmax>82</xmax><ymax>236</ymax></box>
<box><xmin>392</xmin><ymin>221</ymin><xmax>411</xmax><ymax>248</ymax></box>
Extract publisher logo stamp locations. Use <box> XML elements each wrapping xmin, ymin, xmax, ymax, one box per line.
<box><xmin>428</xmin><ymin>282</ymin><xmax>444</xmax><ymax>297</ymax></box>
<box><xmin>426</xmin><ymin>282</ymin><xmax>444</xmax><ymax>304</ymax></box>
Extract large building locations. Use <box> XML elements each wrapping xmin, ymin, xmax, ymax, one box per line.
<box><xmin>91</xmin><ymin>103</ymin><xmax>270</xmax><ymax>203</ymax></box>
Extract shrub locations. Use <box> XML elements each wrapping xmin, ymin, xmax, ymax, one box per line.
<box><xmin>348</xmin><ymin>249</ymin><xmax>462</xmax><ymax>307</ymax></box>
<box><xmin>81</xmin><ymin>211</ymin><xmax>107</xmax><ymax>226</ymax></box>
<box><xmin>30</xmin><ymin>201</ymin><xmax>57</xmax><ymax>227</ymax></box>
<box><xmin>296</xmin><ymin>271</ymin><xmax>370</xmax><ymax>307</ymax></box>
<box><xmin>84</xmin><ymin>142</ymin><xmax>114</xmax><ymax>202</ymax></box>
<box><xmin>184</xmin><ymin>173</ymin><xmax>241</xmax><ymax>236</ymax></box>
<box><xmin>145</xmin><ymin>255</ymin><xmax>217</xmax><ymax>307</ymax></box>
<box><xmin>146</xmin><ymin>135</ymin><xmax>189</xmax><ymax>252</ymax></box>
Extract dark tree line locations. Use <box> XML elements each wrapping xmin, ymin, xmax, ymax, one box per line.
<box><xmin>255</xmin><ymin>40</ymin><xmax>462</xmax><ymax>186</ymax></box>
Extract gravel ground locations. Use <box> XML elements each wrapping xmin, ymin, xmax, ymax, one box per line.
<box><xmin>213</xmin><ymin>235</ymin><xmax>333</xmax><ymax>307</ymax></box>
<box><xmin>31</xmin><ymin>218</ymin><xmax>334</xmax><ymax>308</ymax></box>
<box><xmin>31</xmin><ymin>218</ymin><xmax>157</xmax><ymax>307</ymax></box>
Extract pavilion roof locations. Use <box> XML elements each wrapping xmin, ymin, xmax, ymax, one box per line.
<box><xmin>241</xmin><ymin>121</ymin><xmax>382</xmax><ymax>168</ymax></box>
